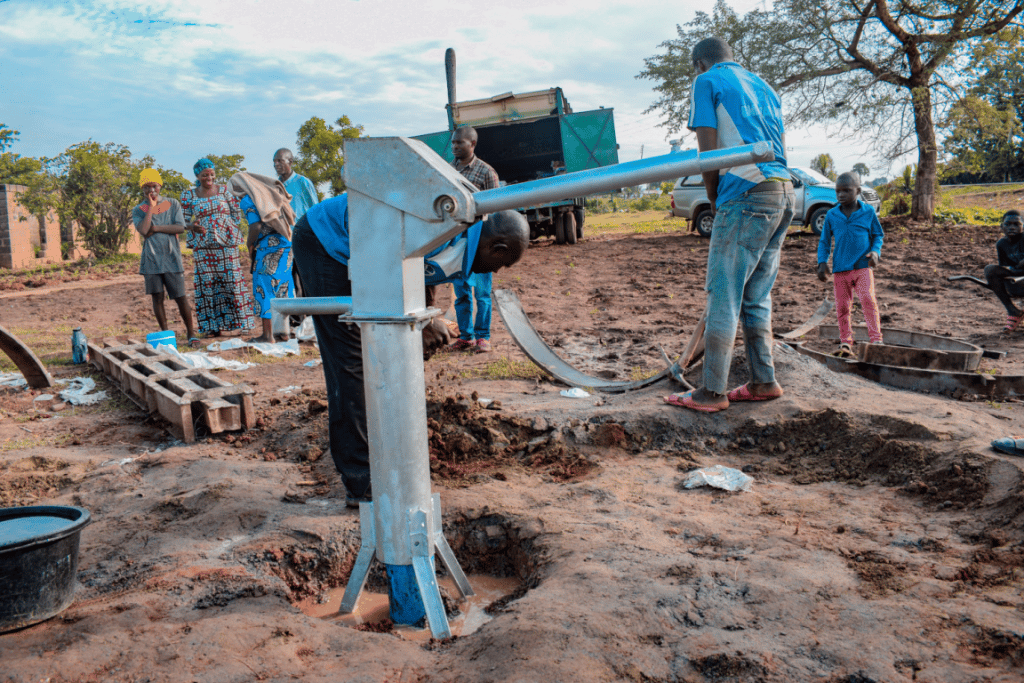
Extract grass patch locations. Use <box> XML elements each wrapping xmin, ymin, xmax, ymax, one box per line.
<box><xmin>460</xmin><ymin>355</ymin><xmax>547</xmax><ymax>381</ymax></box>
<box><xmin>629</xmin><ymin>366</ymin><xmax>661</xmax><ymax>381</ymax></box>
<box><xmin>585</xmin><ymin>211</ymin><xmax>689</xmax><ymax>237</ymax></box>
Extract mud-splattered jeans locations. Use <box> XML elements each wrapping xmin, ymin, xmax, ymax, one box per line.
<box><xmin>703</xmin><ymin>188</ymin><xmax>795</xmax><ymax>394</ymax></box>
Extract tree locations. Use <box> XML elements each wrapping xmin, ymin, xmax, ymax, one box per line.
<box><xmin>294</xmin><ymin>115</ymin><xmax>365</xmax><ymax>199</ymax></box>
<box><xmin>0</xmin><ymin>124</ymin><xmax>17</xmax><ymax>153</ymax></box>
<box><xmin>941</xmin><ymin>96</ymin><xmax>1021</xmax><ymax>182</ymax></box>
<box><xmin>660</xmin><ymin>181</ymin><xmax>674</xmax><ymax>195</ymax></box>
<box><xmin>810</xmin><ymin>153</ymin><xmax>836</xmax><ymax>180</ymax></box>
<box><xmin>941</xmin><ymin>27</ymin><xmax>1024</xmax><ymax>182</ymax></box>
<box><xmin>638</xmin><ymin>0</ymin><xmax>1024</xmax><ymax>220</ymax></box>
<box><xmin>200</xmin><ymin>153</ymin><xmax>246</xmax><ymax>185</ymax></box>
<box><xmin>24</xmin><ymin>141</ymin><xmax>153</xmax><ymax>259</ymax></box>
<box><xmin>852</xmin><ymin>162</ymin><xmax>871</xmax><ymax>179</ymax></box>
<box><xmin>156</xmin><ymin>167</ymin><xmax>192</xmax><ymax>202</ymax></box>
<box><xmin>0</xmin><ymin>152</ymin><xmax>42</xmax><ymax>187</ymax></box>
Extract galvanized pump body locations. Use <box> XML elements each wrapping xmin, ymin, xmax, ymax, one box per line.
<box><xmin>273</xmin><ymin>137</ymin><xmax>774</xmax><ymax>637</ymax></box>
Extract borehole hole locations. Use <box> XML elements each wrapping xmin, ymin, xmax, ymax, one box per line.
<box><xmin>275</xmin><ymin>511</ymin><xmax>541</xmax><ymax>639</ymax></box>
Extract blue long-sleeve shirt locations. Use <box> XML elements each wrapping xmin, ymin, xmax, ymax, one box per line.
<box><xmin>304</xmin><ymin>192</ymin><xmax>482</xmax><ymax>286</ymax></box>
<box><xmin>817</xmin><ymin>200</ymin><xmax>884</xmax><ymax>273</ymax></box>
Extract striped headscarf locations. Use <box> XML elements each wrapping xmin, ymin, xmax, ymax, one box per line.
<box><xmin>193</xmin><ymin>158</ymin><xmax>215</xmax><ymax>186</ymax></box>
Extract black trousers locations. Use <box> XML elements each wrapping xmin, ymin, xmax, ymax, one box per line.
<box><xmin>291</xmin><ymin>216</ymin><xmax>370</xmax><ymax>497</ymax></box>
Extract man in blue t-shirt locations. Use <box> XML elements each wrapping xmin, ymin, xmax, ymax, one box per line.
<box><xmin>665</xmin><ymin>37</ymin><xmax>795</xmax><ymax>413</ymax></box>
<box><xmin>291</xmin><ymin>194</ymin><xmax>529</xmax><ymax>506</ymax></box>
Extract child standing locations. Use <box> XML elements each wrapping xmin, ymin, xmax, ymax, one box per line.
<box><xmin>817</xmin><ymin>172</ymin><xmax>885</xmax><ymax>355</ymax></box>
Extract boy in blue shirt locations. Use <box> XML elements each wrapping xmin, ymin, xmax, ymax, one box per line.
<box><xmin>817</xmin><ymin>172</ymin><xmax>885</xmax><ymax>355</ymax></box>
<box><xmin>292</xmin><ymin>194</ymin><xmax>529</xmax><ymax>506</ymax></box>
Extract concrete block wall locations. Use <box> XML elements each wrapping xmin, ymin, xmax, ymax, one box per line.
<box><xmin>0</xmin><ymin>184</ymin><xmax>144</xmax><ymax>268</ymax></box>
<box><xmin>0</xmin><ymin>184</ymin><xmax>62</xmax><ymax>269</ymax></box>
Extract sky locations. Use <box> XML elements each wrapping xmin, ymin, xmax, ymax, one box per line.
<box><xmin>0</xmin><ymin>0</ymin><xmax>901</xmax><ymax>185</ymax></box>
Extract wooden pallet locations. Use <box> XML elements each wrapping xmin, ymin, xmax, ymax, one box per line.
<box><xmin>88</xmin><ymin>338</ymin><xmax>255</xmax><ymax>443</ymax></box>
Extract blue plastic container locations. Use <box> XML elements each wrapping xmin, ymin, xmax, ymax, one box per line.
<box><xmin>146</xmin><ymin>330</ymin><xmax>176</xmax><ymax>349</ymax></box>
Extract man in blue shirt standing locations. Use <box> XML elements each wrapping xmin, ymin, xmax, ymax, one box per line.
<box><xmin>274</xmin><ymin>149</ymin><xmax>319</xmax><ymax>220</ymax></box>
<box><xmin>275</xmin><ymin>148</ymin><xmax>319</xmax><ymax>303</ymax></box>
<box><xmin>665</xmin><ymin>37</ymin><xmax>795</xmax><ymax>413</ymax></box>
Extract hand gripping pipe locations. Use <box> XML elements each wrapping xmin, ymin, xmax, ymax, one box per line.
<box><xmin>274</xmin><ymin>137</ymin><xmax>773</xmax><ymax>638</ymax></box>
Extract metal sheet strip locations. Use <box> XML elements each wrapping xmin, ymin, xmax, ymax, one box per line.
<box><xmin>493</xmin><ymin>289</ymin><xmax>671</xmax><ymax>393</ymax></box>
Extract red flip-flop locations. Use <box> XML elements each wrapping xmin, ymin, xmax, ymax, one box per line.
<box><xmin>727</xmin><ymin>383</ymin><xmax>784</xmax><ymax>402</ymax></box>
<box><xmin>664</xmin><ymin>390</ymin><xmax>727</xmax><ymax>413</ymax></box>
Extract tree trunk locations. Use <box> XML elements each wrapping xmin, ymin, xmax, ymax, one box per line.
<box><xmin>911</xmin><ymin>85</ymin><xmax>937</xmax><ymax>220</ymax></box>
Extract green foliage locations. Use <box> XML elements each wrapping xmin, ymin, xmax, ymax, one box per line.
<box><xmin>810</xmin><ymin>153</ymin><xmax>836</xmax><ymax>180</ymax></box>
<box><xmin>199</xmin><ymin>153</ymin><xmax>246</xmax><ymax>186</ymax></box>
<box><xmin>941</xmin><ymin>96</ymin><xmax>1021</xmax><ymax>182</ymax></box>
<box><xmin>585</xmin><ymin>194</ymin><xmax>671</xmax><ymax>214</ymax></box>
<box><xmin>660</xmin><ymin>181</ymin><xmax>674</xmax><ymax>195</ymax></box>
<box><xmin>23</xmin><ymin>141</ymin><xmax>153</xmax><ymax>259</ymax></box>
<box><xmin>157</xmin><ymin>167</ymin><xmax>191</xmax><ymax>201</ymax></box>
<box><xmin>852</xmin><ymin>162</ymin><xmax>870</xmax><ymax>179</ymax></box>
<box><xmin>0</xmin><ymin>124</ymin><xmax>17</xmax><ymax>153</ymax></box>
<box><xmin>0</xmin><ymin>152</ymin><xmax>43</xmax><ymax>186</ymax></box>
<box><xmin>294</xmin><ymin>115</ymin><xmax>365</xmax><ymax>199</ymax></box>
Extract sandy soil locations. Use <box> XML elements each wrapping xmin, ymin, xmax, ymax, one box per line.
<box><xmin>1</xmin><ymin>215</ymin><xmax>1023</xmax><ymax>682</ymax></box>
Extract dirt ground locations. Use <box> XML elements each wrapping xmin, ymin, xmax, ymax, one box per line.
<box><xmin>1</xmin><ymin>213</ymin><xmax>1023</xmax><ymax>682</ymax></box>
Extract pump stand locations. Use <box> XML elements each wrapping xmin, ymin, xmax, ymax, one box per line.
<box><xmin>340</xmin><ymin>494</ymin><xmax>473</xmax><ymax>638</ymax></box>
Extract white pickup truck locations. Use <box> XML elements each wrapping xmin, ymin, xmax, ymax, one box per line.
<box><xmin>670</xmin><ymin>167</ymin><xmax>881</xmax><ymax>237</ymax></box>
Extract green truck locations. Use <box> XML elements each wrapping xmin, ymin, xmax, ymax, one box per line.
<box><xmin>414</xmin><ymin>50</ymin><xmax>618</xmax><ymax>245</ymax></box>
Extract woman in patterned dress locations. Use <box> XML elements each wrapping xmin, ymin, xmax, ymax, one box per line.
<box><xmin>241</xmin><ymin>193</ymin><xmax>295</xmax><ymax>343</ymax></box>
<box><xmin>180</xmin><ymin>159</ymin><xmax>256</xmax><ymax>337</ymax></box>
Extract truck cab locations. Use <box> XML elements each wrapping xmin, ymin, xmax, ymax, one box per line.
<box><xmin>670</xmin><ymin>166</ymin><xmax>881</xmax><ymax>237</ymax></box>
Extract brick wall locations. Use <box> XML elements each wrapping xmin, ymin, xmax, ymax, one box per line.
<box><xmin>0</xmin><ymin>184</ymin><xmax>143</xmax><ymax>269</ymax></box>
<box><xmin>0</xmin><ymin>184</ymin><xmax>62</xmax><ymax>269</ymax></box>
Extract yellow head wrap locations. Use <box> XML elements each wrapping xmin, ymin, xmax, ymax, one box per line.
<box><xmin>139</xmin><ymin>168</ymin><xmax>163</xmax><ymax>187</ymax></box>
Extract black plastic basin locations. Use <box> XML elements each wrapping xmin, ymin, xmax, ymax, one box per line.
<box><xmin>0</xmin><ymin>505</ymin><xmax>91</xmax><ymax>633</ymax></box>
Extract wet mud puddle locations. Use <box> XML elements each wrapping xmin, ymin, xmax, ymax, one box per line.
<box><xmin>296</xmin><ymin>574</ymin><xmax>519</xmax><ymax>639</ymax></box>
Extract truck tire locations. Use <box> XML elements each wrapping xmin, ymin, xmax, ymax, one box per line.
<box><xmin>564</xmin><ymin>211</ymin><xmax>578</xmax><ymax>244</ymax></box>
<box><xmin>573</xmin><ymin>206</ymin><xmax>585</xmax><ymax>240</ymax></box>
<box><xmin>809</xmin><ymin>207</ymin><xmax>830</xmax><ymax>236</ymax></box>
<box><xmin>694</xmin><ymin>208</ymin><xmax>715</xmax><ymax>238</ymax></box>
<box><xmin>555</xmin><ymin>214</ymin><xmax>566</xmax><ymax>244</ymax></box>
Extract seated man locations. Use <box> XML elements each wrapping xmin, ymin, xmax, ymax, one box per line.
<box><xmin>985</xmin><ymin>210</ymin><xmax>1024</xmax><ymax>333</ymax></box>
<box><xmin>292</xmin><ymin>193</ymin><xmax>529</xmax><ymax>506</ymax></box>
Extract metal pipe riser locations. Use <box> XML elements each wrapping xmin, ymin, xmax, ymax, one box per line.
<box><xmin>473</xmin><ymin>143</ymin><xmax>773</xmax><ymax>216</ymax></box>
<box><xmin>360</xmin><ymin>323</ymin><xmax>434</xmax><ymax>565</ymax></box>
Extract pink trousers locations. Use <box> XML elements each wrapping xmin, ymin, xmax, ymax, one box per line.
<box><xmin>834</xmin><ymin>267</ymin><xmax>882</xmax><ymax>345</ymax></box>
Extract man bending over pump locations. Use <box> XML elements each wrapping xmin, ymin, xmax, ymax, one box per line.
<box><xmin>291</xmin><ymin>194</ymin><xmax>529</xmax><ymax>507</ymax></box>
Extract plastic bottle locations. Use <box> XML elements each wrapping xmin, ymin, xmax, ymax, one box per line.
<box><xmin>71</xmin><ymin>328</ymin><xmax>88</xmax><ymax>364</ymax></box>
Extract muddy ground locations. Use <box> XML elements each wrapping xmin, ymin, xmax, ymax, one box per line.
<box><xmin>1</xmin><ymin>214</ymin><xmax>1023</xmax><ymax>682</ymax></box>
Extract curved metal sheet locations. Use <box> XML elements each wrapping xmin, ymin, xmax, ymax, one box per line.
<box><xmin>788</xmin><ymin>341</ymin><xmax>1024</xmax><ymax>398</ymax></box>
<box><xmin>493</xmin><ymin>289</ymin><xmax>671</xmax><ymax>393</ymax></box>
<box><xmin>0</xmin><ymin>323</ymin><xmax>54</xmax><ymax>389</ymax></box>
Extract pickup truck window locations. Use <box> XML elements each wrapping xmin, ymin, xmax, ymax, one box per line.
<box><xmin>678</xmin><ymin>176</ymin><xmax>704</xmax><ymax>186</ymax></box>
<box><xmin>790</xmin><ymin>167</ymin><xmax>833</xmax><ymax>187</ymax></box>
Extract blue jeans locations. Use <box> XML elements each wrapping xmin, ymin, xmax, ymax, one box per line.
<box><xmin>703</xmin><ymin>189</ymin><xmax>795</xmax><ymax>394</ymax></box>
<box><xmin>454</xmin><ymin>272</ymin><xmax>492</xmax><ymax>341</ymax></box>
